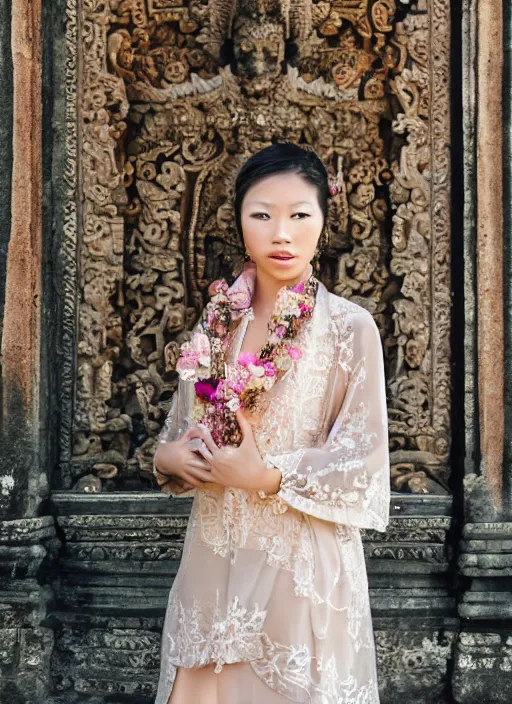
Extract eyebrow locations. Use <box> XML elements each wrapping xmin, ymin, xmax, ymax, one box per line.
<box><xmin>246</xmin><ymin>200</ymin><xmax>314</xmax><ymax>207</ymax></box>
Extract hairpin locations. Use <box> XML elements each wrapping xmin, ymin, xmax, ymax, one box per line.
<box><xmin>328</xmin><ymin>171</ymin><xmax>342</xmax><ymax>197</ymax></box>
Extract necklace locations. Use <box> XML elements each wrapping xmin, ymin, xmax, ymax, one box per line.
<box><xmin>176</xmin><ymin>272</ymin><xmax>318</xmax><ymax>446</ymax></box>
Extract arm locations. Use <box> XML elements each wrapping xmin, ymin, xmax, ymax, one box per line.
<box><xmin>264</xmin><ymin>309</ymin><xmax>390</xmax><ymax>531</ymax></box>
<box><xmin>153</xmin><ymin>378</ymin><xmax>198</xmax><ymax>497</ymax></box>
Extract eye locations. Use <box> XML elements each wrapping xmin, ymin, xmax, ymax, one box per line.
<box><xmin>291</xmin><ymin>212</ymin><xmax>311</xmax><ymax>219</ymax></box>
<box><xmin>250</xmin><ymin>212</ymin><xmax>270</xmax><ymax>220</ymax></box>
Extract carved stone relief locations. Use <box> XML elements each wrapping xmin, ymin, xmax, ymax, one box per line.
<box><xmin>61</xmin><ymin>0</ymin><xmax>451</xmax><ymax>493</ymax></box>
<box><xmin>47</xmin><ymin>505</ymin><xmax>456</xmax><ymax>698</ymax></box>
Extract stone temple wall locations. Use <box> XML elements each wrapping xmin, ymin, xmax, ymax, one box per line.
<box><xmin>0</xmin><ymin>0</ymin><xmax>512</xmax><ymax>702</ymax></box>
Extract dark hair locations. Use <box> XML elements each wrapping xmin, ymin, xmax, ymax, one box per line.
<box><xmin>233</xmin><ymin>143</ymin><xmax>330</xmax><ymax>238</ymax></box>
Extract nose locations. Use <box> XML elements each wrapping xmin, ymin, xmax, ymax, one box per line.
<box><xmin>272</xmin><ymin>218</ymin><xmax>292</xmax><ymax>243</ymax></box>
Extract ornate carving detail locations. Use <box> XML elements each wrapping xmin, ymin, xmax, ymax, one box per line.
<box><xmin>363</xmin><ymin>516</ymin><xmax>451</xmax><ymax>543</ymax></box>
<box><xmin>51</xmin><ymin>617</ymin><xmax>163</xmax><ymax>696</ymax></box>
<box><xmin>364</xmin><ymin>516</ymin><xmax>451</xmax><ymax>562</ymax></box>
<box><xmin>59</xmin><ymin>0</ymin><xmax>80</xmax><ymax>480</ymax></box>
<box><xmin>62</xmin><ymin>0</ymin><xmax>451</xmax><ymax>493</ymax></box>
<box><xmin>453</xmin><ymin>631</ymin><xmax>512</xmax><ymax>701</ymax></box>
<box><xmin>365</xmin><ymin>543</ymin><xmax>447</xmax><ymax>562</ymax></box>
<box><xmin>0</xmin><ymin>516</ymin><xmax>56</xmax><ymax>543</ymax></box>
<box><xmin>63</xmin><ymin>541</ymin><xmax>183</xmax><ymax>561</ymax></box>
<box><xmin>375</xmin><ymin>629</ymin><xmax>456</xmax><ymax>692</ymax></box>
<box><xmin>56</xmin><ymin>514</ymin><xmax>189</xmax><ymax>542</ymax></box>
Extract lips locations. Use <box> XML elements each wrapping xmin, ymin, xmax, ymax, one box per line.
<box><xmin>269</xmin><ymin>252</ymin><xmax>296</xmax><ymax>260</ymax></box>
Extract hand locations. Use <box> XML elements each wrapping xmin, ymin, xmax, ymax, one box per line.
<box><xmin>187</xmin><ymin>409</ymin><xmax>282</xmax><ymax>495</ymax></box>
<box><xmin>153</xmin><ymin>427</ymin><xmax>216</xmax><ymax>490</ymax></box>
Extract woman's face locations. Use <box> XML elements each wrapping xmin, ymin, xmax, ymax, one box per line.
<box><xmin>240</xmin><ymin>172</ymin><xmax>324</xmax><ymax>284</ymax></box>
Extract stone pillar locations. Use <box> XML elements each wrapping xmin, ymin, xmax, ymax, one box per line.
<box><xmin>475</xmin><ymin>0</ymin><xmax>504</xmax><ymax>514</ymax></box>
<box><xmin>453</xmin><ymin>1</ymin><xmax>512</xmax><ymax>701</ymax></box>
<box><xmin>461</xmin><ymin>0</ymin><xmax>505</xmax><ymax>522</ymax></box>
<box><xmin>0</xmin><ymin>2</ymin><xmax>57</xmax><ymax>701</ymax></box>
<box><xmin>1</xmin><ymin>0</ymin><xmax>45</xmax><ymax>518</ymax></box>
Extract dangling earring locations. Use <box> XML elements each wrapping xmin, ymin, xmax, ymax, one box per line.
<box><xmin>313</xmin><ymin>229</ymin><xmax>328</xmax><ymax>261</ymax></box>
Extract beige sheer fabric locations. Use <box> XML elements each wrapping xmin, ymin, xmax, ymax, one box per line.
<box><xmin>154</xmin><ymin>277</ymin><xmax>390</xmax><ymax>704</ymax></box>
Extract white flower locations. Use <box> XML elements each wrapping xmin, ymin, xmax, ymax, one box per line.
<box><xmin>176</xmin><ymin>332</ymin><xmax>211</xmax><ymax>381</ymax></box>
<box><xmin>226</xmin><ymin>397</ymin><xmax>241</xmax><ymax>412</ymax></box>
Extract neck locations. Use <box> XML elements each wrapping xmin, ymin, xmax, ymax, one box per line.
<box><xmin>251</xmin><ymin>264</ymin><xmax>312</xmax><ymax>317</ymax></box>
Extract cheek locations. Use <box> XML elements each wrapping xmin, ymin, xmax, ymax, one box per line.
<box><xmin>298</xmin><ymin>218</ymin><xmax>323</xmax><ymax>246</ymax></box>
<box><xmin>240</xmin><ymin>216</ymin><xmax>267</xmax><ymax>250</ymax></box>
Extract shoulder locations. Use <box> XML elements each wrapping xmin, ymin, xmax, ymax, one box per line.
<box><xmin>323</xmin><ymin>290</ymin><xmax>382</xmax><ymax>371</ymax></box>
<box><xmin>326</xmin><ymin>290</ymin><xmax>377</xmax><ymax>331</ymax></box>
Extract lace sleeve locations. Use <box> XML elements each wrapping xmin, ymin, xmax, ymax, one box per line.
<box><xmin>153</xmin><ymin>378</ymin><xmax>197</xmax><ymax>497</ymax></box>
<box><xmin>264</xmin><ymin>309</ymin><xmax>390</xmax><ymax>531</ymax></box>
<box><xmin>157</xmin><ymin>378</ymin><xmax>194</xmax><ymax>445</ymax></box>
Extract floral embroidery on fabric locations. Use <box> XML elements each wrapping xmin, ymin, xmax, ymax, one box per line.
<box><xmin>166</xmin><ymin>593</ymin><xmax>267</xmax><ymax>674</ymax></box>
<box><xmin>251</xmin><ymin>637</ymin><xmax>380</xmax><ymax>704</ymax></box>
<box><xmin>154</xmin><ymin>271</ymin><xmax>390</xmax><ymax>704</ymax></box>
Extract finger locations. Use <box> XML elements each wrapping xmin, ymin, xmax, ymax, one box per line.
<box><xmin>188</xmin><ymin>457</ymin><xmax>211</xmax><ymax>470</ymax></box>
<box><xmin>181</xmin><ymin>469</ymin><xmax>215</xmax><ymax>488</ymax></box>
<box><xmin>185</xmin><ymin>424</ymin><xmax>219</xmax><ymax>454</ymax></box>
<box><xmin>185</xmin><ymin>438</ymin><xmax>214</xmax><ymax>461</ymax></box>
<box><xmin>185</xmin><ymin>466</ymin><xmax>216</xmax><ymax>484</ymax></box>
<box><xmin>180</xmin><ymin>472</ymin><xmax>203</xmax><ymax>489</ymax></box>
<box><xmin>193</xmin><ymin>425</ymin><xmax>219</xmax><ymax>456</ymax></box>
<box><xmin>194</xmin><ymin>443</ymin><xmax>214</xmax><ymax>462</ymax></box>
<box><xmin>174</xmin><ymin>479</ymin><xmax>195</xmax><ymax>493</ymax></box>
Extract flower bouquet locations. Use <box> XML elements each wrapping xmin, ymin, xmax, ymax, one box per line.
<box><xmin>176</xmin><ymin>276</ymin><xmax>318</xmax><ymax>447</ymax></box>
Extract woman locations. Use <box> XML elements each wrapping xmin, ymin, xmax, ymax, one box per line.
<box><xmin>152</xmin><ymin>143</ymin><xmax>390</xmax><ymax>704</ymax></box>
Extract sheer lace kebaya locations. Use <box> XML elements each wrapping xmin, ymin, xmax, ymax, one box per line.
<box><xmin>154</xmin><ymin>262</ymin><xmax>390</xmax><ymax>704</ymax></box>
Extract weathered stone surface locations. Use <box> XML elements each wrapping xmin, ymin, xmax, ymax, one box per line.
<box><xmin>476</xmin><ymin>0</ymin><xmax>505</xmax><ymax>511</ymax></box>
<box><xmin>453</xmin><ymin>520</ymin><xmax>512</xmax><ymax>700</ymax></box>
<box><xmin>504</xmin><ymin>0</ymin><xmax>512</xmax><ymax>517</ymax></box>
<box><xmin>0</xmin><ymin>518</ymin><xmax>58</xmax><ymax>703</ymax></box>
<box><xmin>0</xmin><ymin>0</ymin><xmax>13</xmax><ymax>336</ymax></box>
<box><xmin>0</xmin><ymin>0</ymin><xmax>44</xmax><ymax>522</ymax></box>
<box><xmin>42</xmin><ymin>494</ymin><xmax>457</xmax><ymax>702</ymax></box>
<box><xmin>452</xmin><ymin>631</ymin><xmax>512</xmax><ymax>704</ymax></box>
<box><xmin>50</xmin><ymin>614</ymin><xmax>162</xmax><ymax>701</ymax></box>
<box><xmin>458</xmin><ymin>522</ymin><xmax>512</xmax><ymax>577</ymax></box>
<box><xmin>376</xmin><ymin>629</ymin><xmax>456</xmax><ymax>704</ymax></box>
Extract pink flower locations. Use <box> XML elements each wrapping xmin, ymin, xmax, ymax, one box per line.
<box><xmin>176</xmin><ymin>332</ymin><xmax>211</xmax><ymax>381</ymax></box>
<box><xmin>228</xmin><ymin>288</ymin><xmax>252</xmax><ymax>312</ymax></box>
<box><xmin>213</xmin><ymin>379</ymin><xmax>227</xmax><ymax>401</ymax></box>
<box><xmin>292</xmin><ymin>282</ymin><xmax>305</xmax><ymax>294</ymax></box>
<box><xmin>176</xmin><ymin>354</ymin><xmax>195</xmax><ymax>380</ymax></box>
<box><xmin>275</xmin><ymin>325</ymin><xmax>288</xmax><ymax>339</ymax></box>
<box><xmin>287</xmin><ymin>346</ymin><xmax>303</xmax><ymax>360</ymax></box>
<box><xmin>208</xmin><ymin>280</ymin><xmax>228</xmax><ymax>297</ymax></box>
<box><xmin>239</xmin><ymin>351</ymin><xmax>258</xmax><ymax>367</ymax></box>
<box><xmin>225</xmin><ymin>263</ymin><xmax>256</xmax><ymax>317</ymax></box>
<box><xmin>263</xmin><ymin>362</ymin><xmax>277</xmax><ymax>376</ymax></box>
<box><xmin>195</xmin><ymin>378</ymin><xmax>219</xmax><ymax>401</ymax></box>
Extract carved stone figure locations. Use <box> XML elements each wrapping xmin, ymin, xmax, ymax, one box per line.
<box><xmin>68</xmin><ymin>0</ymin><xmax>450</xmax><ymax>494</ymax></box>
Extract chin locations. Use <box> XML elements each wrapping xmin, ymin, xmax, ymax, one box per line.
<box><xmin>260</xmin><ymin>260</ymin><xmax>309</xmax><ymax>282</ymax></box>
